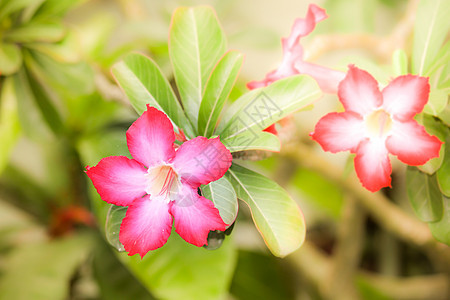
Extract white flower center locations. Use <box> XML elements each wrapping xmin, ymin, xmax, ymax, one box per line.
<box><xmin>364</xmin><ymin>109</ymin><xmax>393</xmax><ymax>139</ymax></box>
<box><xmin>145</xmin><ymin>165</ymin><xmax>180</xmax><ymax>202</ymax></box>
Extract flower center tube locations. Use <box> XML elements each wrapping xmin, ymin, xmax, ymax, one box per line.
<box><xmin>364</xmin><ymin>109</ymin><xmax>393</xmax><ymax>139</ymax></box>
<box><xmin>145</xmin><ymin>165</ymin><xmax>180</xmax><ymax>202</ymax></box>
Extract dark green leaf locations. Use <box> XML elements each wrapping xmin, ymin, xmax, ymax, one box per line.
<box><xmin>0</xmin><ymin>43</ymin><xmax>22</xmax><ymax>75</ymax></box>
<box><xmin>429</xmin><ymin>196</ymin><xmax>450</xmax><ymax>246</ymax></box>
<box><xmin>437</xmin><ymin>135</ymin><xmax>450</xmax><ymax>196</ymax></box>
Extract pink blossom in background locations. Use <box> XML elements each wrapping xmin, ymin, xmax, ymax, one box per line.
<box><xmin>247</xmin><ymin>4</ymin><xmax>345</xmax><ymax>94</ymax></box>
<box><xmin>86</xmin><ymin>106</ymin><xmax>231</xmax><ymax>258</ymax></box>
<box><xmin>311</xmin><ymin>65</ymin><xmax>442</xmax><ymax>192</ymax></box>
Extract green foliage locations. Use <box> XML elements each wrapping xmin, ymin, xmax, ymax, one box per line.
<box><xmin>429</xmin><ymin>196</ymin><xmax>450</xmax><ymax>246</ymax></box>
<box><xmin>201</xmin><ymin>176</ymin><xmax>238</xmax><ymax>226</ymax></box>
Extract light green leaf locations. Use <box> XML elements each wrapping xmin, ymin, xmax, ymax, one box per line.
<box><xmin>33</xmin><ymin>0</ymin><xmax>80</xmax><ymax>18</ymax></box>
<box><xmin>429</xmin><ymin>196</ymin><xmax>450</xmax><ymax>246</ymax></box>
<box><xmin>105</xmin><ymin>204</ymin><xmax>127</xmax><ymax>252</ymax></box>
<box><xmin>417</xmin><ymin>114</ymin><xmax>447</xmax><ymax>174</ymax></box>
<box><xmin>226</xmin><ymin>164</ymin><xmax>306</xmax><ymax>257</ymax></box>
<box><xmin>0</xmin><ymin>77</ymin><xmax>21</xmax><ymax>174</ymax></box>
<box><xmin>198</xmin><ymin>50</ymin><xmax>243</xmax><ymax>137</ymax></box>
<box><xmin>111</xmin><ymin>52</ymin><xmax>194</xmax><ymax>137</ymax></box>
<box><xmin>423</xmin><ymin>88</ymin><xmax>448</xmax><ymax>116</ymax></box>
<box><xmin>169</xmin><ymin>6</ymin><xmax>227</xmax><ymax>125</ymax></box>
<box><xmin>437</xmin><ymin>135</ymin><xmax>450</xmax><ymax>196</ymax></box>
<box><xmin>406</xmin><ymin>166</ymin><xmax>443</xmax><ymax>222</ymax></box>
<box><xmin>0</xmin><ymin>233</ymin><xmax>93</xmax><ymax>300</ymax></box>
<box><xmin>412</xmin><ymin>0</ymin><xmax>450</xmax><ymax>75</ymax></box>
<box><xmin>392</xmin><ymin>49</ymin><xmax>408</xmax><ymax>76</ymax></box>
<box><xmin>221</xmin><ymin>130</ymin><xmax>280</xmax><ymax>153</ymax></box>
<box><xmin>0</xmin><ymin>42</ymin><xmax>22</xmax><ymax>75</ymax></box>
<box><xmin>201</xmin><ymin>176</ymin><xmax>238</xmax><ymax>225</ymax></box>
<box><xmin>218</xmin><ymin>75</ymin><xmax>321</xmax><ymax>139</ymax></box>
<box><xmin>4</xmin><ymin>21</ymin><xmax>65</xmax><ymax>43</ymax></box>
<box><xmin>0</xmin><ymin>0</ymin><xmax>41</xmax><ymax>21</ymax></box>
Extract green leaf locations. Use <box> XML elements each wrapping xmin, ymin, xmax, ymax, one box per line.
<box><xmin>201</xmin><ymin>176</ymin><xmax>238</xmax><ymax>225</ymax></box>
<box><xmin>437</xmin><ymin>135</ymin><xmax>450</xmax><ymax>196</ymax></box>
<box><xmin>4</xmin><ymin>20</ymin><xmax>65</xmax><ymax>43</ymax></box>
<box><xmin>423</xmin><ymin>88</ymin><xmax>448</xmax><ymax>116</ymax></box>
<box><xmin>0</xmin><ymin>43</ymin><xmax>22</xmax><ymax>75</ymax></box>
<box><xmin>198</xmin><ymin>50</ymin><xmax>243</xmax><ymax>137</ymax></box>
<box><xmin>392</xmin><ymin>49</ymin><xmax>408</xmax><ymax>76</ymax></box>
<box><xmin>226</xmin><ymin>164</ymin><xmax>306</xmax><ymax>257</ymax></box>
<box><xmin>416</xmin><ymin>114</ymin><xmax>447</xmax><ymax>174</ymax></box>
<box><xmin>412</xmin><ymin>0</ymin><xmax>450</xmax><ymax>75</ymax></box>
<box><xmin>33</xmin><ymin>0</ymin><xmax>80</xmax><ymax>18</ymax></box>
<box><xmin>218</xmin><ymin>75</ymin><xmax>321</xmax><ymax>139</ymax></box>
<box><xmin>105</xmin><ymin>204</ymin><xmax>127</xmax><ymax>252</ymax></box>
<box><xmin>0</xmin><ymin>77</ymin><xmax>21</xmax><ymax>174</ymax></box>
<box><xmin>0</xmin><ymin>233</ymin><xmax>93</xmax><ymax>300</ymax></box>
<box><xmin>111</xmin><ymin>52</ymin><xmax>194</xmax><ymax>137</ymax></box>
<box><xmin>406</xmin><ymin>166</ymin><xmax>444</xmax><ymax>222</ymax></box>
<box><xmin>221</xmin><ymin>130</ymin><xmax>281</xmax><ymax>153</ymax></box>
<box><xmin>429</xmin><ymin>196</ymin><xmax>450</xmax><ymax>246</ymax></box>
<box><xmin>169</xmin><ymin>6</ymin><xmax>227</xmax><ymax>125</ymax></box>
<box><xmin>0</xmin><ymin>0</ymin><xmax>41</xmax><ymax>21</ymax></box>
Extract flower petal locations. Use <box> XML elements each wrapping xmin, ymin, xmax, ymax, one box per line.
<box><xmin>338</xmin><ymin>65</ymin><xmax>382</xmax><ymax>115</ymax></box>
<box><xmin>170</xmin><ymin>184</ymin><xmax>227</xmax><ymax>247</ymax></box>
<box><xmin>354</xmin><ymin>138</ymin><xmax>392</xmax><ymax>192</ymax></box>
<box><xmin>386</xmin><ymin>120</ymin><xmax>442</xmax><ymax>165</ymax></box>
<box><xmin>126</xmin><ymin>105</ymin><xmax>176</xmax><ymax>168</ymax></box>
<box><xmin>311</xmin><ymin>112</ymin><xmax>365</xmax><ymax>153</ymax></box>
<box><xmin>119</xmin><ymin>195</ymin><xmax>172</xmax><ymax>258</ymax></box>
<box><xmin>295</xmin><ymin>61</ymin><xmax>345</xmax><ymax>94</ymax></box>
<box><xmin>86</xmin><ymin>156</ymin><xmax>148</xmax><ymax>206</ymax></box>
<box><xmin>382</xmin><ymin>75</ymin><xmax>430</xmax><ymax>121</ymax></box>
<box><xmin>173</xmin><ymin>137</ymin><xmax>232</xmax><ymax>187</ymax></box>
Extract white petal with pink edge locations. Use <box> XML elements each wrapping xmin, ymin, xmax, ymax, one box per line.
<box><xmin>126</xmin><ymin>105</ymin><xmax>176</xmax><ymax>168</ymax></box>
<box><xmin>386</xmin><ymin>120</ymin><xmax>442</xmax><ymax>166</ymax></box>
<box><xmin>86</xmin><ymin>156</ymin><xmax>148</xmax><ymax>206</ymax></box>
<box><xmin>338</xmin><ymin>65</ymin><xmax>383</xmax><ymax>116</ymax></box>
<box><xmin>119</xmin><ymin>195</ymin><xmax>173</xmax><ymax>258</ymax></box>
<box><xmin>170</xmin><ymin>184</ymin><xmax>227</xmax><ymax>247</ymax></box>
<box><xmin>354</xmin><ymin>138</ymin><xmax>392</xmax><ymax>192</ymax></box>
<box><xmin>311</xmin><ymin>112</ymin><xmax>365</xmax><ymax>153</ymax></box>
<box><xmin>382</xmin><ymin>75</ymin><xmax>430</xmax><ymax>121</ymax></box>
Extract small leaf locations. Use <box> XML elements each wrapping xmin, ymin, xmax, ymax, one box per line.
<box><xmin>437</xmin><ymin>135</ymin><xmax>450</xmax><ymax>196</ymax></box>
<box><xmin>221</xmin><ymin>130</ymin><xmax>281</xmax><ymax>153</ymax></box>
<box><xmin>201</xmin><ymin>176</ymin><xmax>238</xmax><ymax>225</ymax></box>
<box><xmin>218</xmin><ymin>75</ymin><xmax>321</xmax><ymax>139</ymax></box>
<box><xmin>0</xmin><ymin>42</ymin><xmax>22</xmax><ymax>75</ymax></box>
<box><xmin>4</xmin><ymin>20</ymin><xmax>65</xmax><ymax>43</ymax></box>
<box><xmin>198</xmin><ymin>50</ymin><xmax>243</xmax><ymax>137</ymax></box>
<box><xmin>412</xmin><ymin>0</ymin><xmax>450</xmax><ymax>75</ymax></box>
<box><xmin>429</xmin><ymin>196</ymin><xmax>450</xmax><ymax>246</ymax></box>
<box><xmin>392</xmin><ymin>49</ymin><xmax>408</xmax><ymax>76</ymax></box>
<box><xmin>105</xmin><ymin>204</ymin><xmax>127</xmax><ymax>252</ymax></box>
<box><xmin>417</xmin><ymin>114</ymin><xmax>447</xmax><ymax>174</ymax></box>
<box><xmin>111</xmin><ymin>52</ymin><xmax>194</xmax><ymax>137</ymax></box>
<box><xmin>169</xmin><ymin>6</ymin><xmax>227</xmax><ymax>124</ymax></box>
<box><xmin>226</xmin><ymin>164</ymin><xmax>306</xmax><ymax>257</ymax></box>
<box><xmin>406</xmin><ymin>166</ymin><xmax>444</xmax><ymax>222</ymax></box>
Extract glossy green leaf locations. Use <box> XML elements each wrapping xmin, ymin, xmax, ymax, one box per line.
<box><xmin>221</xmin><ymin>130</ymin><xmax>281</xmax><ymax>153</ymax></box>
<box><xmin>429</xmin><ymin>196</ymin><xmax>450</xmax><ymax>246</ymax></box>
<box><xmin>218</xmin><ymin>75</ymin><xmax>321</xmax><ymax>139</ymax></box>
<box><xmin>0</xmin><ymin>43</ymin><xmax>22</xmax><ymax>75</ymax></box>
<box><xmin>198</xmin><ymin>50</ymin><xmax>243</xmax><ymax>137</ymax></box>
<box><xmin>406</xmin><ymin>166</ymin><xmax>443</xmax><ymax>222</ymax></box>
<box><xmin>0</xmin><ymin>233</ymin><xmax>93</xmax><ymax>300</ymax></box>
<box><xmin>226</xmin><ymin>164</ymin><xmax>306</xmax><ymax>257</ymax></box>
<box><xmin>437</xmin><ymin>135</ymin><xmax>450</xmax><ymax>196</ymax></box>
<box><xmin>4</xmin><ymin>21</ymin><xmax>65</xmax><ymax>43</ymax></box>
<box><xmin>201</xmin><ymin>176</ymin><xmax>238</xmax><ymax>225</ymax></box>
<box><xmin>0</xmin><ymin>77</ymin><xmax>21</xmax><ymax>174</ymax></box>
<box><xmin>111</xmin><ymin>52</ymin><xmax>193</xmax><ymax>137</ymax></box>
<box><xmin>423</xmin><ymin>88</ymin><xmax>448</xmax><ymax>116</ymax></box>
<box><xmin>412</xmin><ymin>0</ymin><xmax>450</xmax><ymax>75</ymax></box>
<box><xmin>169</xmin><ymin>6</ymin><xmax>227</xmax><ymax>124</ymax></box>
<box><xmin>105</xmin><ymin>204</ymin><xmax>127</xmax><ymax>252</ymax></box>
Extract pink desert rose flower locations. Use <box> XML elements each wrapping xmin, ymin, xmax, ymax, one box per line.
<box><xmin>311</xmin><ymin>65</ymin><xmax>442</xmax><ymax>192</ymax></box>
<box><xmin>86</xmin><ymin>106</ymin><xmax>231</xmax><ymax>258</ymax></box>
<box><xmin>247</xmin><ymin>4</ymin><xmax>345</xmax><ymax>94</ymax></box>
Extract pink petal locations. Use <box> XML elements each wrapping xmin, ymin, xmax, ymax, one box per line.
<box><xmin>86</xmin><ymin>156</ymin><xmax>148</xmax><ymax>206</ymax></box>
<box><xmin>382</xmin><ymin>75</ymin><xmax>430</xmax><ymax>121</ymax></box>
<box><xmin>264</xmin><ymin>124</ymin><xmax>278</xmax><ymax>135</ymax></box>
<box><xmin>126</xmin><ymin>105</ymin><xmax>176</xmax><ymax>168</ymax></box>
<box><xmin>386</xmin><ymin>120</ymin><xmax>442</xmax><ymax>165</ymax></box>
<box><xmin>338</xmin><ymin>65</ymin><xmax>383</xmax><ymax>116</ymax></box>
<box><xmin>311</xmin><ymin>112</ymin><xmax>365</xmax><ymax>153</ymax></box>
<box><xmin>295</xmin><ymin>61</ymin><xmax>345</xmax><ymax>94</ymax></box>
<box><xmin>170</xmin><ymin>184</ymin><xmax>227</xmax><ymax>247</ymax></box>
<box><xmin>172</xmin><ymin>137</ymin><xmax>232</xmax><ymax>187</ymax></box>
<box><xmin>119</xmin><ymin>195</ymin><xmax>173</xmax><ymax>258</ymax></box>
<box><xmin>354</xmin><ymin>139</ymin><xmax>392</xmax><ymax>192</ymax></box>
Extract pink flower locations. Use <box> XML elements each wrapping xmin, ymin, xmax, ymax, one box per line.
<box><xmin>247</xmin><ymin>4</ymin><xmax>345</xmax><ymax>94</ymax></box>
<box><xmin>311</xmin><ymin>65</ymin><xmax>442</xmax><ymax>192</ymax></box>
<box><xmin>86</xmin><ymin>106</ymin><xmax>231</xmax><ymax>258</ymax></box>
